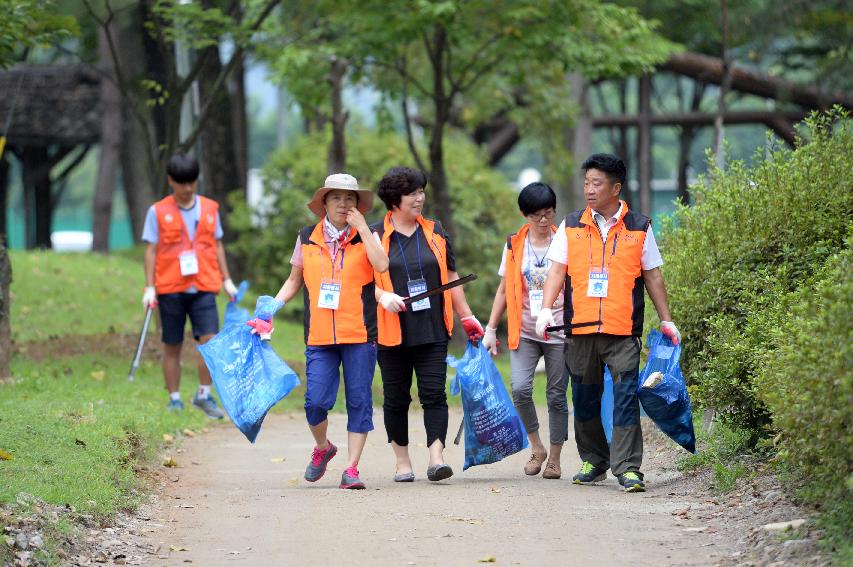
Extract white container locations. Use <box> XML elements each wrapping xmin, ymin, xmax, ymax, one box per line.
<box><xmin>51</xmin><ymin>230</ymin><xmax>93</xmax><ymax>252</ymax></box>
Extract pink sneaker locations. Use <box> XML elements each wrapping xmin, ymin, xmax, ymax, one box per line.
<box><xmin>340</xmin><ymin>465</ymin><xmax>365</xmax><ymax>489</ymax></box>
<box><xmin>304</xmin><ymin>441</ymin><xmax>337</xmax><ymax>482</ymax></box>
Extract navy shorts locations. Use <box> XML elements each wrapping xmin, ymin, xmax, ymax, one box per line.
<box><xmin>157</xmin><ymin>292</ymin><xmax>219</xmax><ymax>345</ymax></box>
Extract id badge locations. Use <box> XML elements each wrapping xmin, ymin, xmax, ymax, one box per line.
<box><xmin>407</xmin><ymin>278</ymin><xmax>431</xmax><ymax>312</ymax></box>
<box><xmin>528</xmin><ymin>289</ymin><xmax>544</xmax><ymax>317</ymax></box>
<box><xmin>318</xmin><ymin>279</ymin><xmax>342</xmax><ymax>310</ymax></box>
<box><xmin>587</xmin><ymin>270</ymin><xmax>609</xmax><ymax>298</ymax></box>
<box><xmin>179</xmin><ymin>250</ymin><xmax>199</xmax><ymax>276</ymax></box>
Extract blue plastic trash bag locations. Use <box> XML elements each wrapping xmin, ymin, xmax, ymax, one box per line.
<box><xmin>448</xmin><ymin>341</ymin><xmax>528</xmax><ymax>470</ymax></box>
<box><xmin>637</xmin><ymin>329</ymin><xmax>696</xmax><ymax>453</ymax></box>
<box><xmin>601</xmin><ymin>366</ymin><xmax>614</xmax><ymax>444</ymax></box>
<box><xmin>223</xmin><ymin>280</ymin><xmax>251</xmax><ymax>327</ymax></box>
<box><xmin>198</xmin><ymin>295</ymin><xmax>299</xmax><ymax>443</ymax></box>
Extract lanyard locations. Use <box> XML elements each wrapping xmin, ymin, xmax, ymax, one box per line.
<box><xmin>587</xmin><ymin>222</ymin><xmax>623</xmax><ymax>271</ymax></box>
<box><xmin>321</xmin><ymin>236</ymin><xmax>347</xmax><ymax>281</ymax></box>
<box><xmin>391</xmin><ymin>219</ymin><xmax>424</xmax><ymax>280</ymax></box>
<box><xmin>526</xmin><ymin>232</ymin><xmax>551</xmax><ymax>269</ymax></box>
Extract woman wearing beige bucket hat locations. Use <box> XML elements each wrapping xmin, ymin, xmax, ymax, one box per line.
<box><xmin>248</xmin><ymin>173</ymin><xmax>388</xmax><ymax>489</ymax></box>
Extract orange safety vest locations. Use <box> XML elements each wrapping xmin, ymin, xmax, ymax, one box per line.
<box><xmin>504</xmin><ymin>223</ymin><xmax>558</xmax><ymax>350</ymax></box>
<box><xmin>373</xmin><ymin>213</ymin><xmax>453</xmax><ymax>347</ymax></box>
<box><xmin>154</xmin><ymin>195</ymin><xmax>222</xmax><ymax>294</ymax></box>
<box><xmin>300</xmin><ymin>221</ymin><xmax>377</xmax><ymax>345</ymax></box>
<box><xmin>563</xmin><ymin>201</ymin><xmax>649</xmax><ymax>336</ymax></box>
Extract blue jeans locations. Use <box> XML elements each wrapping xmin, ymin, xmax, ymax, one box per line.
<box><xmin>304</xmin><ymin>342</ymin><xmax>377</xmax><ymax>433</ymax></box>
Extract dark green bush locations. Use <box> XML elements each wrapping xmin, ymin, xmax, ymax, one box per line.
<box><xmin>756</xmin><ymin>239</ymin><xmax>852</xmax><ymax>500</ymax></box>
<box><xmin>658</xmin><ymin>109</ymin><xmax>853</xmax><ymax>431</ymax></box>
<box><xmin>229</xmin><ymin>128</ymin><xmax>518</xmax><ymax>319</ymax></box>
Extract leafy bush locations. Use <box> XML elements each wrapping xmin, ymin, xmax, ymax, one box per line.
<box><xmin>229</xmin><ymin>128</ymin><xmax>518</xmax><ymax>319</ymax></box>
<box><xmin>658</xmin><ymin>109</ymin><xmax>853</xmax><ymax>431</ymax></box>
<box><xmin>756</xmin><ymin>240</ymin><xmax>852</xmax><ymax>501</ymax></box>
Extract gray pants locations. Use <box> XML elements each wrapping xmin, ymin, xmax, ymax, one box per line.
<box><xmin>565</xmin><ymin>334</ymin><xmax>643</xmax><ymax>476</ymax></box>
<box><xmin>509</xmin><ymin>338</ymin><xmax>569</xmax><ymax>444</ymax></box>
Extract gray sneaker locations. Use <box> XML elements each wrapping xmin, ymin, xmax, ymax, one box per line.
<box><xmin>192</xmin><ymin>395</ymin><xmax>224</xmax><ymax>419</ymax></box>
<box><xmin>340</xmin><ymin>465</ymin><xmax>365</xmax><ymax>489</ymax></box>
<box><xmin>305</xmin><ymin>441</ymin><xmax>337</xmax><ymax>482</ymax></box>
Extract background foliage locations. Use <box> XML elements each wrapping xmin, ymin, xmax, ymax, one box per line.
<box><xmin>229</xmin><ymin>128</ymin><xmax>519</xmax><ymax>319</ymax></box>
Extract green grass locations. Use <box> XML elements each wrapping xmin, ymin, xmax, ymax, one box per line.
<box><xmin>0</xmin><ymin>354</ymin><xmax>209</xmax><ymax>517</ymax></box>
<box><xmin>676</xmin><ymin>415</ymin><xmax>755</xmax><ymax>493</ymax></box>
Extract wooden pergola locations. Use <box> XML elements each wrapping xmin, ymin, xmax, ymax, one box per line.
<box><xmin>0</xmin><ymin>65</ymin><xmax>102</xmax><ymax>248</ymax></box>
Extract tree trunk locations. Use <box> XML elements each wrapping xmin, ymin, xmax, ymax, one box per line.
<box><xmin>196</xmin><ymin>40</ymin><xmax>241</xmax><ymax>238</ymax></box>
<box><xmin>637</xmin><ymin>74</ymin><xmax>652</xmax><ymax>216</ymax></box>
<box><xmin>230</xmin><ymin>48</ymin><xmax>249</xmax><ymax>187</ymax></box>
<box><xmin>92</xmin><ymin>23</ymin><xmax>123</xmax><ymax>253</ymax></box>
<box><xmin>21</xmin><ymin>146</ymin><xmax>52</xmax><ymax>250</ymax></box>
<box><xmin>0</xmin><ymin>155</ymin><xmax>8</xmax><ymax>239</ymax></box>
<box><xmin>326</xmin><ymin>56</ymin><xmax>348</xmax><ymax>174</ymax></box>
<box><xmin>0</xmin><ymin>236</ymin><xmax>10</xmax><ymax>383</ymax></box>
<box><xmin>565</xmin><ymin>72</ymin><xmax>591</xmax><ymax>215</ymax></box>
<box><xmin>427</xmin><ymin>24</ymin><xmax>455</xmax><ymax>239</ymax></box>
<box><xmin>712</xmin><ymin>0</ymin><xmax>731</xmax><ymax>170</ymax></box>
<box><xmin>0</xmin><ymin>157</ymin><xmax>9</xmax><ymax>382</ymax></box>
<box><xmin>617</xmin><ymin>79</ymin><xmax>633</xmax><ymax>210</ymax></box>
<box><xmin>119</xmin><ymin>4</ymin><xmax>157</xmax><ymax>241</ymax></box>
<box><xmin>140</xmin><ymin>0</ymin><xmax>177</xmax><ymax>195</ymax></box>
<box><xmin>676</xmin><ymin>82</ymin><xmax>706</xmax><ymax>205</ymax></box>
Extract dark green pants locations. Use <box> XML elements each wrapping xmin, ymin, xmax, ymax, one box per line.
<box><xmin>565</xmin><ymin>334</ymin><xmax>643</xmax><ymax>477</ymax></box>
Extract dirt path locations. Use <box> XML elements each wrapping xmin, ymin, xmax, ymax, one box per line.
<box><xmin>132</xmin><ymin>408</ymin><xmax>733</xmax><ymax>567</ymax></box>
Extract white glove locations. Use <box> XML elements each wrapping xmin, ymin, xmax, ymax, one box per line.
<box><xmin>223</xmin><ymin>278</ymin><xmax>239</xmax><ymax>300</ymax></box>
<box><xmin>482</xmin><ymin>326</ymin><xmax>499</xmax><ymax>356</ymax></box>
<box><xmin>379</xmin><ymin>291</ymin><xmax>407</xmax><ymax>313</ymax></box>
<box><xmin>660</xmin><ymin>321</ymin><xmax>681</xmax><ymax>346</ymax></box>
<box><xmin>535</xmin><ymin>307</ymin><xmax>556</xmax><ymax>338</ymax></box>
<box><xmin>142</xmin><ymin>286</ymin><xmax>157</xmax><ymax>309</ymax></box>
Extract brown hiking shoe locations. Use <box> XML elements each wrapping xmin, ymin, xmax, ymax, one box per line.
<box><xmin>542</xmin><ymin>461</ymin><xmax>561</xmax><ymax>479</ymax></box>
<box><xmin>523</xmin><ymin>452</ymin><xmax>547</xmax><ymax>475</ymax></box>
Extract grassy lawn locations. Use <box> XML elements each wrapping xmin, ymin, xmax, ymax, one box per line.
<box><xmin>2</xmin><ymin>251</ymin><xmax>549</xmax><ymax>524</ymax></box>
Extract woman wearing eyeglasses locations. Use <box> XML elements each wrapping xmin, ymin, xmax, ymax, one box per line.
<box><xmin>481</xmin><ymin>182</ymin><xmax>568</xmax><ymax>479</ymax></box>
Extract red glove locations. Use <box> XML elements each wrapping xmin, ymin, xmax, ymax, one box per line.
<box><xmin>246</xmin><ymin>318</ymin><xmax>274</xmax><ymax>340</ymax></box>
<box><xmin>660</xmin><ymin>321</ymin><xmax>681</xmax><ymax>346</ymax></box>
<box><xmin>461</xmin><ymin>316</ymin><xmax>485</xmax><ymax>341</ymax></box>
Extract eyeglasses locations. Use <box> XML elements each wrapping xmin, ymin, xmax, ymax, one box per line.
<box><xmin>526</xmin><ymin>209</ymin><xmax>555</xmax><ymax>222</ymax></box>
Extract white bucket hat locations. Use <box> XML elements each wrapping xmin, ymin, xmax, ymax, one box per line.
<box><xmin>307</xmin><ymin>173</ymin><xmax>375</xmax><ymax>218</ymax></box>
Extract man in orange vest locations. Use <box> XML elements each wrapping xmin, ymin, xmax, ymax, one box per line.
<box><xmin>535</xmin><ymin>154</ymin><xmax>681</xmax><ymax>493</ymax></box>
<box><xmin>141</xmin><ymin>153</ymin><xmax>238</xmax><ymax>417</ymax></box>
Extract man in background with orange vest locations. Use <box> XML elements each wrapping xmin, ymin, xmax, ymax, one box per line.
<box><xmin>141</xmin><ymin>153</ymin><xmax>238</xmax><ymax>418</ymax></box>
<box><xmin>535</xmin><ymin>153</ymin><xmax>681</xmax><ymax>493</ymax></box>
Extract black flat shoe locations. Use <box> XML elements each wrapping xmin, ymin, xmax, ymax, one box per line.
<box><xmin>426</xmin><ymin>463</ymin><xmax>454</xmax><ymax>481</ymax></box>
<box><xmin>393</xmin><ymin>472</ymin><xmax>415</xmax><ymax>482</ymax></box>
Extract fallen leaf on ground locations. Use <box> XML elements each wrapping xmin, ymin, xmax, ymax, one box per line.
<box><xmin>287</xmin><ymin>478</ymin><xmax>299</xmax><ymax>486</ymax></box>
<box><xmin>270</xmin><ymin>457</ymin><xmax>286</xmax><ymax>463</ymax></box>
<box><xmin>0</xmin><ymin>449</ymin><xmax>12</xmax><ymax>460</ymax></box>
<box><xmin>490</xmin><ymin>487</ymin><xmax>501</xmax><ymax>493</ymax></box>
<box><xmin>91</xmin><ymin>370</ymin><xmax>105</xmax><ymax>381</ymax></box>
<box><xmin>163</xmin><ymin>434</ymin><xmax>175</xmax><ymax>443</ymax></box>
<box><xmin>449</xmin><ymin>516</ymin><xmax>484</xmax><ymax>525</ymax></box>
<box><xmin>169</xmin><ymin>545</ymin><xmax>191</xmax><ymax>551</ymax></box>
<box><xmin>163</xmin><ymin>456</ymin><xmax>178</xmax><ymax>468</ymax></box>
<box><xmin>182</xmin><ymin>429</ymin><xmax>196</xmax><ymax>437</ymax></box>
<box><xmin>478</xmin><ymin>556</ymin><xmax>497</xmax><ymax>563</ymax></box>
